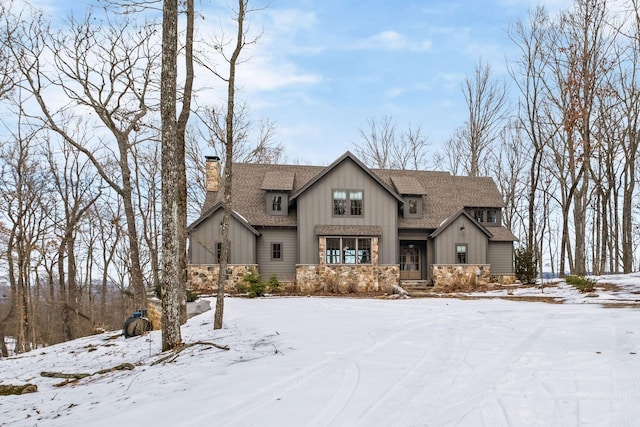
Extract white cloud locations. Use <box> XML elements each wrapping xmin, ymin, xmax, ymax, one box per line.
<box><xmin>385</xmin><ymin>87</ymin><xmax>406</xmax><ymax>99</ymax></box>
<box><xmin>266</xmin><ymin>8</ymin><xmax>317</xmax><ymax>34</ymax></box>
<box><xmin>354</xmin><ymin>30</ymin><xmax>433</xmax><ymax>52</ymax></box>
<box><xmin>238</xmin><ymin>55</ymin><xmax>322</xmax><ymax>92</ymax></box>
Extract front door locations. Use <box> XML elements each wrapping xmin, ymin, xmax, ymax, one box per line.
<box><xmin>400</xmin><ymin>245</ymin><xmax>421</xmax><ymax>280</ymax></box>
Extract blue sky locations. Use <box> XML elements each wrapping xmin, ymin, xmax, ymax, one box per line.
<box><xmin>36</xmin><ymin>0</ymin><xmax>571</xmax><ymax>165</ymax></box>
<box><xmin>219</xmin><ymin>0</ymin><xmax>571</xmax><ymax>165</ymax></box>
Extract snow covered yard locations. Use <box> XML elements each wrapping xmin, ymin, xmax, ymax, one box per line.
<box><xmin>2</xmin><ymin>276</ymin><xmax>640</xmax><ymax>426</ymax></box>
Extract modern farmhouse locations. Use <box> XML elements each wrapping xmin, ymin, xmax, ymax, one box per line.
<box><xmin>187</xmin><ymin>152</ymin><xmax>518</xmax><ymax>294</ymax></box>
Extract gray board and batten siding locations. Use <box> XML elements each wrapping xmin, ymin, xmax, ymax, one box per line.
<box><xmin>189</xmin><ymin>209</ymin><xmax>257</xmax><ymax>265</ymax></box>
<box><xmin>432</xmin><ymin>214</ymin><xmax>488</xmax><ymax>265</ymax></box>
<box><xmin>295</xmin><ymin>158</ymin><xmax>399</xmax><ymax>265</ymax></box>
<box><xmin>256</xmin><ymin>227</ymin><xmax>298</xmax><ymax>282</ymax></box>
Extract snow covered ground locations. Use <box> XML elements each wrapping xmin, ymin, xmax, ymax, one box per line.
<box><xmin>2</xmin><ymin>274</ymin><xmax>640</xmax><ymax>426</ymax></box>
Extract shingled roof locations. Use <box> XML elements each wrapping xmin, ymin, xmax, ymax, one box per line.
<box><xmin>194</xmin><ymin>154</ymin><xmax>512</xmax><ymax>237</ymax></box>
<box><xmin>390</xmin><ymin>175</ymin><xmax>424</xmax><ymax>195</ymax></box>
<box><xmin>261</xmin><ymin>170</ymin><xmax>295</xmax><ymax>191</ymax></box>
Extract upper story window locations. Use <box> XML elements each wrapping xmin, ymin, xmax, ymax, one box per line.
<box><xmin>474</xmin><ymin>208</ymin><xmax>484</xmax><ymax>223</ymax></box>
<box><xmin>403</xmin><ymin>197</ymin><xmax>423</xmax><ymax>218</ymax></box>
<box><xmin>333</xmin><ymin>190</ymin><xmax>363</xmax><ymax>217</ymax></box>
<box><xmin>486</xmin><ymin>209</ymin><xmax>497</xmax><ymax>224</ymax></box>
<box><xmin>468</xmin><ymin>207</ymin><xmax>501</xmax><ymax>226</ymax></box>
<box><xmin>266</xmin><ymin>192</ymin><xmax>288</xmax><ymax>216</ymax></box>
<box><xmin>408</xmin><ymin>199</ymin><xmax>417</xmax><ymax>215</ymax></box>
<box><xmin>272</xmin><ymin>195</ymin><xmax>282</xmax><ymax>212</ymax></box>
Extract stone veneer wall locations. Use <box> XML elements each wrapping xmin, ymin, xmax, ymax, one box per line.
<box><xmin>490</xmin><ymin>274</ymin><xmax>517</xmax><ymax>284</ymax></box>
<box><xmin>296</xmin><ymin>264</ymin><xmax>399</xmax><ymax>294</ymax></box>
<box><xmin>146</xmin><ymin>297</ymin><xmax>162</xmax><ymax>330</ymax></box>
<box><xmin>431</xmin><ymin>264</ymin><xmax>491</xmax><ymax>291</ymax></box>
<box><xmin>188</xmin><ymin>264</ymin><xmax>258</xmax><ymax>294</ymax></box>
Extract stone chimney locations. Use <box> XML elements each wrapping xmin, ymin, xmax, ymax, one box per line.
<box><xmin>205</xmin><ymin>156</ymin><xmax>221</xmax><ymax>192</ymax></box>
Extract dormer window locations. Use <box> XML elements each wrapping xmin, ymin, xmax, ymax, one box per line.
<box><xmin>266</xmin><ymin>192</ymin><xmax>288</xmax><ymax>216</ymax></box>
<box><xmin>486</xmin><ymin>209</ymin><xmax>497</xmax><ymax>224</ymax></box>
<box><xmin>474</xmin><ymin>208</ymin><xmax>484</xmax><ymax>223</ymax></box>
<box><xmin>408</xmin><ymin>199</ymin><xmax>417</xmax><ymax>215</ymax></box>
<box><xmin>403</xmin><ymin>197</ymin><xmax>422</xmax><ymax>219</ymax></box>
<box><xmin>272</xmin><ymin>195</ymin><xmax>282</xmax><ymax>212</ymax></box>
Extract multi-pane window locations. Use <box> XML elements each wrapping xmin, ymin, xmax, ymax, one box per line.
<box><xmin>326</xmin><ymin>238</ymin><xmax>341</xmax><ymax>264</ymax></box>
<box><xmin>357</xmin><ymin>238</ymin><xmax>371</xmax><ymax>263</ymax></box>
<box><xmin>456</xmin><ymin>244</ymin><xmax>467</xmax><ymax>264</ymax></box>
<box><xmin>272</xmin><ymin>195</ymin><xmax>282</xmax><ymax>212</ymax></box>
<box><xmin>474</xmin><ymin>209</ymin><xmax>484</xmax><ymax>223</ymax></box>
<box><xmin>486</xmin><ymin>209</ymin><xmax>497</xmax><ymax>223</ymax></box>
<box><xmin>326</xmin><ymin>237</ymin><xmax>372</xmax><ymax>264</ymax></box>
<box><xmin>349</xmin><ymin>191</ymin><xmax>363</xmax><ymax>216</ymax></box>
<box><xmin>333</xmin><ymin>191</ymin><xmax>347</xmax><ymax>215</ymax></box>
<box><xmin>342</xmin><ymin>237</ymin><xmax>356</xmax><ymax>263</ymax></box>
<box><xmin>271</xmin><ymin>243</ymin><xmax>282</xmax><ymax>261</ymax></box>
<box><xmin>333</xmin><ymin>190</ymin><xmax>363</xmax><ymax>216</ymax></box>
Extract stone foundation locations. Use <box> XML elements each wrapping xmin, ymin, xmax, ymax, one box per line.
<box><xmin>187</xmin><ymin>264</ymin><xmax>258</xmax><ymax>294</ymax></box>
<box><xmin>431</xmin><ymin>264</ymin><xmax>491</xmax><ymax>291</ymax></box>
<box><xmin>490</xmin><ymin>274</ymin><xmax>517</xmax><ymax>284</ymax></box>
<box><xmin>186</xmin><ymin>263</ymin><xmax>512</xmax><ymax>296</ymax></box>
<box><xmin>296</xmin><ymin>264</ymin><xmax>399</xmax><ymax>294</ymax></box>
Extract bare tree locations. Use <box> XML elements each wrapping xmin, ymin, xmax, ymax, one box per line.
<box><xmin>545</xmin><ymin>0</ymin><xmax>613</xmax><ymax>275</ymax></box>
<box><xmin>354</xmin><ymin>115</ymin><xmax>430</xmax><ymax>170</ymax></box>
<box><xmin>212</xmin><ymin>0</ymin><xmax>256</xmax><ymax>330</ymax></box>
<box><xmin>0</xmin><ymin>3</ymin><xmax>16</xmax><ymax>100</ymax></box>
<box><xmin>433</xmin><ymin>129</ymin><xmax>466</xmax><ymax>176</ymax></box>
<box><xmin>160</xmin><ymin>0</ymin><xmax>182</xmax><ymax>350</ymax></box>
<box><xmin>46</xmin><ymin>139</ymin><xmax>101</xmax><ymax>340</ymax></box>
<box><xmin>460</xmin><ymin>61</ymin><xmax>509</xmax><ymax>177</ymax></box>
<box><xmin>0</xmin><ymin>124</ymin><xmax>51</xmax><ymax>353</ymax></box>
<box><xmin>197</xmin><ymin>103</ymin><xmax>283</xmax><ymax>165</ymax></box>
<box><xmin>508</xmin><ymin>6</ymin><xmax>558</xmax><ymax>255</ymax></box>
<box><xmin>5</xmin><ymin>8</ymin><xmax>159</xmax><ymax>309</ymax></box>
<box><xmin>617</xmin><ymin>0</ymin><xmax>640</xmax><ymax>273</ymax></box>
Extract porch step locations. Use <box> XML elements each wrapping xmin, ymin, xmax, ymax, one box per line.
<box><xmin>401</xmin><ymin>280</ymin><xmax>432</xmax><ymax>290</ymax></box>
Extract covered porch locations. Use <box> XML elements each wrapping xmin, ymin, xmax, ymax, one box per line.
<box><xmin>398</xmin><ymin>232</ymin><xmax>433</xmax><ymax>287</ymax></box>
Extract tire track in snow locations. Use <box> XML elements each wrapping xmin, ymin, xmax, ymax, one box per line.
<box><xmin>350</xmin><ymin>317</ymin><xmax>460</xmax><ymax>426</ymax></box>
<box><xmin>306</xmin><ymin>361</ymin><xmax>361</xmax><ymax>427</ymax></box>
<box><xmin>421</xmin><ymin>312</ymin><xmax>555</xmax><ymax>426</ymax></box>
<box><xmin>611</xmin><ymin>318</ymin><xmax>640</xmax><ymax>427</ymax></box>
<box><xmin>202</xmin><ymin>317</ymin><xmax>427</xmax><ymax>426</ymax></box>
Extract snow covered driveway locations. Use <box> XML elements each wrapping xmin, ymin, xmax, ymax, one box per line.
<box><xmin>2</xmin><ymin>297</ymin><xmax>640</xmax><ymax>426</ymax></box>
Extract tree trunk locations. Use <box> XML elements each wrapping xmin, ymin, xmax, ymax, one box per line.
<box><xmin>214</xmin><ymin>0</ymin><xmax>247</xmax><ymax>330</ymax></box>
<box><xmin>160</xmin><ymin>0</ymin><xmax>182</xmax><ymax>351</ymax></box>
<box><xmin>176</xmin><ymin>0</ymin><xmax>195</xmax><ymax>325</ymax></box>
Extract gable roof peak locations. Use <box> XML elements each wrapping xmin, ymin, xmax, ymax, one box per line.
<box><xmin>289</xmin><ymin>151</ymin><xmax>403</xmax><ymax>203</ymax></box>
